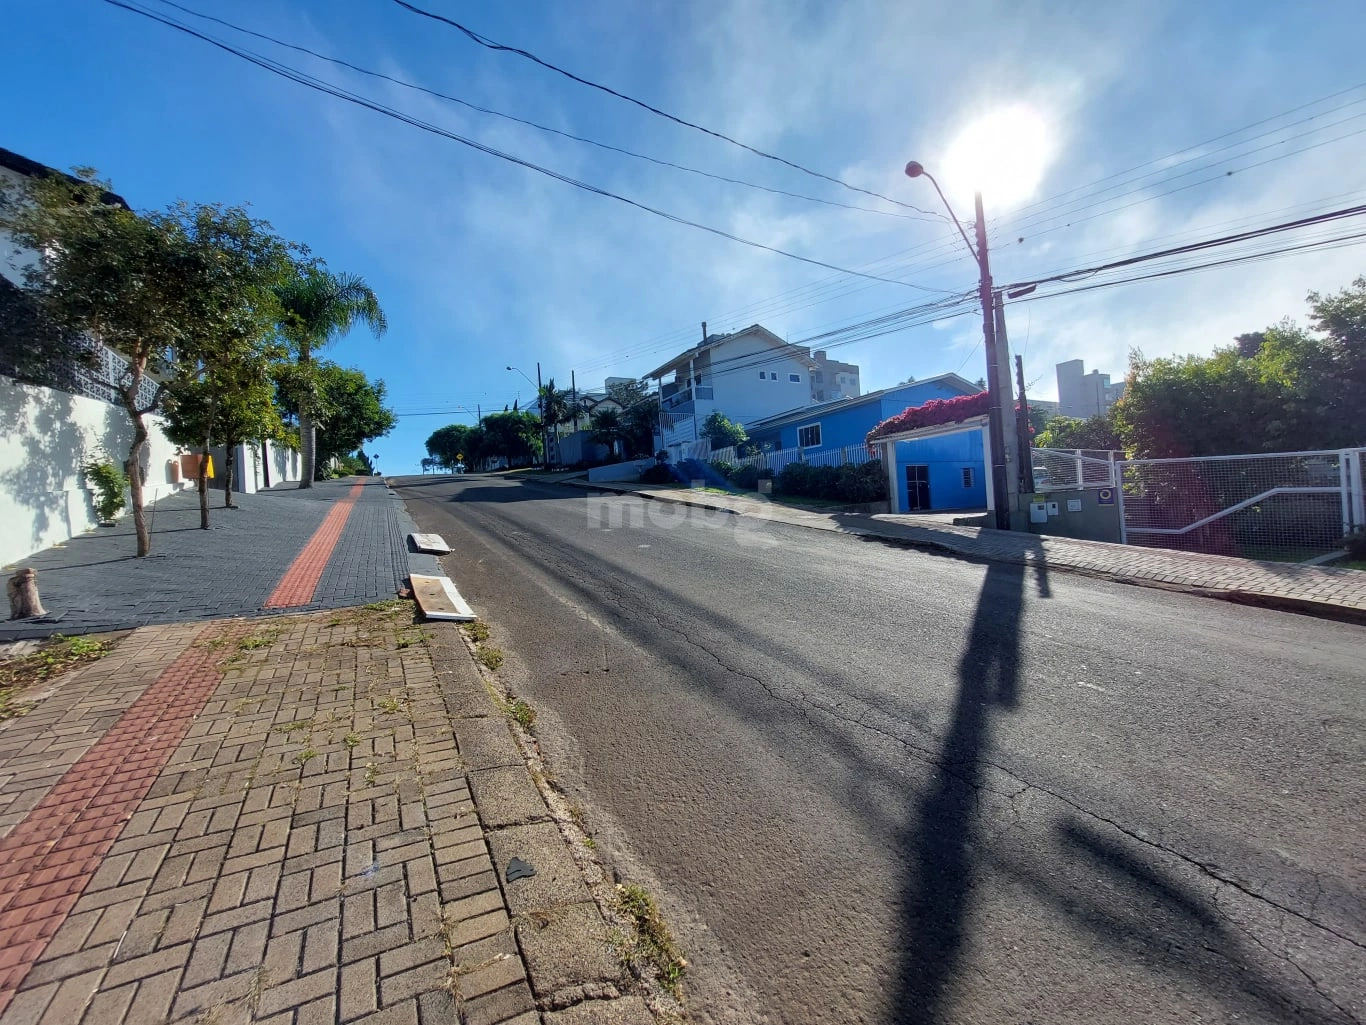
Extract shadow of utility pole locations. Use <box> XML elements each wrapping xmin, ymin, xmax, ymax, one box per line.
<box><xmin>894</xmin><ymin>544</ymin><xmax>1045</xmax><ymax>1022</ymax></box>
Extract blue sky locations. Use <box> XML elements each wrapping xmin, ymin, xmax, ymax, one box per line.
<box><xmin>5</xmin><ymin>0</ymin><xmax>1365</xmax><ymax>471</ymax></box>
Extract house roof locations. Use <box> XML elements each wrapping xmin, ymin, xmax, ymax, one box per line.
<box><xmin>644</xmin><ymin>324</ymin><xmax>817</xmax><ymax>379</ymax></box>
<box><xmin>745</xmin><ymin>372</ymin><xmax>983</xmax><ymax>433</ymax></box>
<box><xmin>0</xmin><ymin>146</ymin><xmax>129</xmax><ymax>208</ymax></box>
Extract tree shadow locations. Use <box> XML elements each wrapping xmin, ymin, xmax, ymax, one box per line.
<box><xmin>0</xmin><ymin>378</ymin><xmax>94</xmax><ymax>560</ymax></box>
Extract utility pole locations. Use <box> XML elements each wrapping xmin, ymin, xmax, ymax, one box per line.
<box><xmin>993</xmin><ymin>291</ymin><xmax>1019</xmax><ymax>498</ymax></box>
<box><xmin>974</xmin><ymin>192</ymin><xmax>1011</xmax><ymax>530</ymax></box>
<box><xmin>1015</xmin><ymin>354</ymin><xmax>1036</xmax><ymax>494</ymax></box>
<box><xmin>536</xmin><ymin>361</ymin><xmax>548</xmax><ymax>470</ymax></box>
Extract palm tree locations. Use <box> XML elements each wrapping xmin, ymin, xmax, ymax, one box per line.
<box><xmin>276</xmin><ymin>267</ymin><xmax>386</xmax><ymax>486</ymax></box>
<box><xmin>590</xmin><ymin>407</ymin><xmax>625</xmax><ymax>459</ymax></box>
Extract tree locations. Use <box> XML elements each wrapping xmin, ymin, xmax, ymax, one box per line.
<box><xmin>159</xmin><ymin>203</ymin><xmax>294</xmax><ymax>526</ymax></box>
<box><xmin>606</xmin><ymin>378</ymin><xmax>660</xmax><ymax>457</ymax></box>
<box><xmin>1035</xmin><ymin>412</ymin><xmax>1122</xmax><ymax>451</ymax></box>
<box><xmin>537</xmin><ymin>379</ymin><xmax>574</xmax><ymax>432</ymax></box>
<box><xmin>0</xmin><ymin>170</ymin><xmax>294</xmax><ymax>554</ymax></box>
<box><xmin>275</xmin><ymin>266</ymin><xmax>386</xmax><ymax>488</ymax></box>
<box><xmin>282</xmin><ymin>364</ymin><xmax>396</xmax><ymax>476</ymax></box>
<box><xmin>1112</xmin><ymin>281</ymin><xmax>1366</xmax><ymax>459</ymax></box>
<box><xmin>702</xmin><ymin>411</ymin><xmax>747</xmax><ymax>450</ymax></box>
<box><xmin>589</xmin><ymin>407</ymin><xmax>625</xmax><ymax>458</ymax></box>
<box><xmin>480</xmin><ymin>410</ymin><xmax>541</xmax><ymax>466</ymax></box>
<box><xmin>426</xmin><ymin>423</ymin><xmax>479</xmax><ymax>468</ymax></box>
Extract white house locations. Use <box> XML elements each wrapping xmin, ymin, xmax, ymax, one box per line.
<box><xmin>647</xmin><ymin>324</ymin><xmax>817</xmax><ymax>447</ymax></box>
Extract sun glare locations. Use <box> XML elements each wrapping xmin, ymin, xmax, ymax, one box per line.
<box><xmin>941</xmin><ymin>105</ymin><xmax>1053</xmax><ymax>210</ymax></box>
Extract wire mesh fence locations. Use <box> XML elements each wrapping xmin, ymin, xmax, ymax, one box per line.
<box><xmin>1118</xmin><ymin>449</ymin><xmax>1364</xmax><ymax>561</ymax></box>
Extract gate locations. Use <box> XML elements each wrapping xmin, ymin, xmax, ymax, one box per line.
<box><xmin>1117</xmin><ymin>449</ymin><xmax>1365</xmax><ymax>560</ymax></box>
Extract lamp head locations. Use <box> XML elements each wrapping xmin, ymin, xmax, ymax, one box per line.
<box><xmin>904</xmin><ymin>161</ymin><xmax>925</xmax><ymax>179</ymax></box>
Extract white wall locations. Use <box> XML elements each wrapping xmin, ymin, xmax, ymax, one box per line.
<box><xmin>706</xmin><ymin>332</ymin><xmax>812</xmax><ymax>424</ymax></box>
<box><xmin>0</xmin><ymin>376</ymin><xmax>199</xmax><ymax>567</ymax></box>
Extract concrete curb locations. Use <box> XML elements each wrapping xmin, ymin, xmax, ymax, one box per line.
<box><xmin>424</xmin><ymin>622</ymin><xmax>674</xmax><ymax>1023</ymax></box>
<box><xmin>519</xmin><ymin>475</ymin><xmax>1366</xmax><ymax>624</ymax></box>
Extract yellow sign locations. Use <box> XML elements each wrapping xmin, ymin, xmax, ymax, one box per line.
<box><xmin>457</xmin><ymin>453</ymin><xmax>464</xmax><ymax>461</ymax></box>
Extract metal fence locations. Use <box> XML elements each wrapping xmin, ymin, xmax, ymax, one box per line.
<box><xmin>1030</xmin><ymin>448</ymin><xmax>1122</xmax><ymax>490</ymax></box>
<box><xmin>709</xmin><ymin>443</ymin><xmax>876</xmax><ymax>474</ymax></box>
<box><xmin>1117</xmin><ymin>448</ymin><xmax>1365</xmax><ymax>561</ymax></box>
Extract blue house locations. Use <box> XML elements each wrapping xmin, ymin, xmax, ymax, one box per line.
<box><xmin>743</xmin><ymin>373</ymin><xmax>981</xmax><ymax>453</ymax></box>
<box><xmin>890</xmin><ymin>429</ymin><xmax>988</xmax><ymax>512</ymax></box>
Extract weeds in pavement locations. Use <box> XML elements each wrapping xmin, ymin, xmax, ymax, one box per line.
<box><xmin>583</xmin><ymin>836</ymin><xmax>598</xmax><ymax>851</ymax></box>
<box><xmin>0</xmin><ymin>633</ymin><xmax>115</xmax><ymax>720</ymax></box>
<box><xmin>362</xmin><ymin>599</ymin><xmax>406</xmax><ymax>612</ymax></box>
<box><xmin>238</xmin><ymin>629</ymin><xmax>282</xmax><ymax>651</ymax></box>
<box><xmin>377</xmin><ymin>695</ymin><xmax>402</xmax><ymax>715</ymax></box>
<box><xmin>273</xmin><ymin>720</ymin><xmax>312</xmax><ymax>735</ymax></box>
<box><xmin>475</xmin><ymin>647</ymin><xmax>505</xmax><ymax>671</ymax></box>
<box><xmin>510</xmin><ymin>698</ymin><xmax>536</xmax><ymax>731</ymax></box>
<box><xmin>464</xmin><ymin>620</ymin><xmax>491</xmax><ymax>643</ymax></box>
<box><xmin>614</xmin><ymin>883</ymin><xmax>687</xmax><ymax>997</ymax></box>
<box><xmin>293</xmin><ymin>748</ymin><xmax>319</xmax><ymax>766</ymax></box>
<box><xmin>395</xmin><ymin>629</ymin><xmax>430</xmax><ymax>650</ymax></box>
<box><xmin>364</xmin><ymin>763</ymin><xmax>379</xmax><ymax>786</ymax></box>
<box><xmin>343</xmin><ymin>732</ymin><xmax>361</xmax><ymax>749</ymax></box>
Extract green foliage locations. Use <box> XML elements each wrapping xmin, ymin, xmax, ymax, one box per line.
<box><xmin>274</xmin><ymin>266</ymin><xmax>387</xmax><ymax>485</ymax></box>
<box><xmin>605</xmin><ymin>379</ymin><xmax>660</xmax><ymax>457</ymax></box>
<box><xmin>332</xmin><ymin>451</ymin><xmax>374</xmax><ymax>477</ymax></box>
<box><xmin>1115</xmin><ymin>280</ymin><xmax>1366</xmax><ymax>458</ymax></box>
<box><xmin>590</xmin><ymin>407</ymin><xmax>625</xmax><ymax>454</ymax></box>
<box><xmin>83</xmin><ymin>461</ymin><xmax>127</xmax><ymax>521</ymax></box>
<box><xmin>278</xmin><ymin>363</ymin><xmax>396</xmax><ymax>477</ymax></box>
<box><xmin>702</xmin><ymin>411</ymin><xmax>747</xmax><ymax>450</ymax></box>
<box><xmin>426</xmin><ymin>423</ymin><xmax>478</xmax><ymax>468</ymax></box>
<box><xmin>777</xmin><ymin>460</ymin><xmax>887</xmax><ymax>504</ymax></box>
<box><xmin>1035</xmin><ymin>412</ymin><xmax>1123</xmax><ymax>451</ymax></box>
<box><xmin>481</xmin><ymin>409</ymin><xmax>542</xmax><ymax>466</ymax></box>
<box><xmin>537</xmin><ymin>379</ymin><xmax>574</xmax><ymax>430</ymax></box>
<box><xmin>0</xmin><ymin>169</ymin><xmax>302</xmax><ymax>551</ymax></box>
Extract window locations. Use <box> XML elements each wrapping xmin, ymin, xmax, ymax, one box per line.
<box><xmin>798</xmin><ymin>424</ymin><xmax>822</xmax><ymax>448</ymax></box>
<box><xmin>758</xmin><ymin>371</ymin><xmax>766</xmax><ymax>379</ymax></box>
<box><xmin>961</xmin><ymin>467</ymin><xmax>974</xmax><ymax>488</ymax></box>
<box><xmin>789</xmin><ymin>373</ymin><xmax>801</xmax><ymax>383</ymax></box>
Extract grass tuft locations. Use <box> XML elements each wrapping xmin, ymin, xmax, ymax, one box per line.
<box><xmin>509</xmin><ymin>699</ymin><xmax>535</xmax><ymax>731</ymax></box>
<box><xmin>475</xmin><ymin>647</ymin><xmax>505</xmax><ymax>671</ymax></box>
<box><xmin>464</xmin><ymin>620</ymin><xmax>491</xmax><ymax>643</ymax></box>
<box><xmin>614</xmin><ymin>883</ymin><xmax>687</xmax><ymax>996</ymax></box>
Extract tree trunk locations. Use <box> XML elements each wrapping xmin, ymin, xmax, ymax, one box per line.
<box><xmin>198</xmin><ymin>440</ymin><xmax>211</xmax><ymax>529</ymax></box>
<box><xmin>298</xmin><ymin>340</ymin><xmax>315</xmax><ymax>488</ymax></box>
<box><xmin>223</xmin><ymin>441</ymin><xmax>236</xmax><ymax>508</ymax></box>
<box><xmin>120</xmin><ymin>386</ymin><xmax>152</xmax><ymax>558</ymax></box>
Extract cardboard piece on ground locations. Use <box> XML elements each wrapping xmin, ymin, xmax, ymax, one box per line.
<box><xmin>409</xmin><ymin>532</ymin><xmax>452</xmax><ymax>554</ymax></box>
<box><xmin>410</xmin><ymin>574</ymin><xmax>476</xmax><ymax>621</ymax></box>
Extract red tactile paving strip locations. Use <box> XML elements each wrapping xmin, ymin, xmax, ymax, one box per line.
<box><xmin>0</xmin><ymin>627</ymin><xmax>230</xmax><ymax>1015</ymax></box>
<box><xmin>262</xmin><ymin>481</ymin><xmax>366</xmax><ymax>608</ymax></box>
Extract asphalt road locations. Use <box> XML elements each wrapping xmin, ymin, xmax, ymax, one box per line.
<box><xmin>394</xmin><ymin>474</ymin><xmax>1366</xmax><ymax>1025</ymax></box>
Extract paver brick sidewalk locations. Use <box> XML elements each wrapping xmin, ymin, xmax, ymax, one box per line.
<box><xmin>541</xmin><ymin>476</ymin><xmax>1366</xmax><ymax>616</ymax></box>
<box><xmin>0</xmin><ymin>606</ymin><xmax>650</xmax><ymax>1025</ymax></box>
<box><xmin>1</xmin><ymin>478</ymin><xmax>410</xmax><ymax>641</ymax></box>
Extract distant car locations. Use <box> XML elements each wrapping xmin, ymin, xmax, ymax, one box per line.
<box><xmin>454</xmin><ymin>462</ymin><xmax>466</xmax><ymax>474</ymax></box>
<box><xmin>1031</xmin><ymin>467</ymin><xmax>1051</xmax><ymax>490</ymax></box>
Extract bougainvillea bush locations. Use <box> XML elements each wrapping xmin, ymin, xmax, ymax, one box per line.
<box><xmin>865</xmin><ymin>391</ymin><xmax>991</xmax><ymax>445</ymax></box>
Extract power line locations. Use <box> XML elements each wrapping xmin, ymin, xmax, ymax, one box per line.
<box><xmin>389</xmin><ymin>0</ymin><xmax>945</xmax><ymax>219</ymax></box>
<box><xmin>1005</xmin><ymin>202</ymin><xmax>1366</xmax><ymax>292</ymax></box>
<box><xmin>106</xmin><ymin>0</ymin><xmax>953</xmax><ymax>293</ymax></box>
<box><xmin>147</xmin><ymin>0</ymin><xmax>933</xmax><ymax>223</ymax></box>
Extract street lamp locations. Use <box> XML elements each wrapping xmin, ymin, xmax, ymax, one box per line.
<box><xmin>904</xmin><ymin>161</ymin><xmax>1011</xmax><ymax>530</ymax></box>
<box><xmin>506</xmin><ymin>363</ymin><xmax>548</xmax><ymax>469</ymax></box>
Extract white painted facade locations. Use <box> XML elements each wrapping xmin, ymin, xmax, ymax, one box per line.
<box><xmin>0</xmin><ymin>376</ymin><xmax>193</xmax><ymax>567</ymax></box>
<box><xmin>652</xmin><ymin>325</ymin><xmax>815</xmax><ymax>447</ymax></box>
